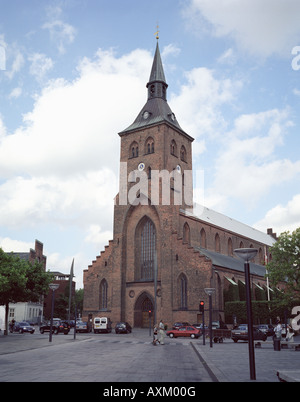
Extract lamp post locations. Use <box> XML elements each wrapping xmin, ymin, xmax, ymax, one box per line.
<box><xmin>49</xmin><ymin>283</ymin><xmax>59</xmax><ymax>342</ymax></box>
<box><xmin>234</xmin><ymin>248</ymin><xmax>258</xmax><ymax>381</ymax></box>
<box><xmin>204</xmin><ymin>288</ymin><xmax>215</xmax><ymax>348</ymax></box>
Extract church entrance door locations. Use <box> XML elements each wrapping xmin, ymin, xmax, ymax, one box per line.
<box><xmin>134</xmin><ymin>292</ymin><xmax>154</xmax><ymax>328</ymax></box>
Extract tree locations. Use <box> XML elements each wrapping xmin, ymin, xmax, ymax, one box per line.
<box><xmin>266</xmin><ymin>228</ymin><xmax>300</xmax><ymax>306</ymax></box>
<box><xmin>0</xmin><ymin>248</ymin><xmax>53</xmax><ymax>334</ymax></box>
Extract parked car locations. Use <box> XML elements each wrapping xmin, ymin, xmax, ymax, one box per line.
<box><xmin>167</xmin><ymin>326</ymin><xmax>201</xmax><ymax>339</ymax></box>
<box><xmin>257</xmin><ymin>324</ymin><xmax>274</xmax><ymax>337</ymax></box>
<box><xmin>115</xmin><ymin>322</ymin><xmax>132</xmax><ymax>334</ymax></box>
<box><xmin>172</xmin><ymin>322</ymin><xmax>190</xmax><ymax>330</ymax></box>
<box><xmin>40</xmin><ymin>320</ymin><xmax>70</xmax><ymax>335</ymax></box>
<box><xmin>231</xmin><ymin>324</ymin><xmax>267</xmax><ymax>343</ymax></box>
<box><xmin>13</xmin><ymin>322</ymin><xmax>35</xmax><ymax>334</ymax></box>
<box><xmin>76</xmin><ymin>321</ymin><xmax>90</xmax><ymax>333</ymax></box>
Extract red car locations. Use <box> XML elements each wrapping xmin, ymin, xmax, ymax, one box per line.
<box><xmin>167</xmin><ymin>325</ymin><xmax>201</xmax><ymax>339</ymax></box>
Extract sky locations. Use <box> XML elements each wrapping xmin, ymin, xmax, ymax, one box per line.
<box><xmin>0</xmin><ymin>0</ymin><xmax>300</xmax><ymax>289</ymax></box>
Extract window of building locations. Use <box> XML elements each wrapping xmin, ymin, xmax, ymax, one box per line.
<box><xmin>129</xmin><ymin>141</ymin><xmax>139</xmax><ymax>158</ymax></box>
<box><xmin>99</xmin><ymin>279</ymin><xmax>108</xmax><ymax>310</ymax></box>
<box><xmin>178</xmin><ymin>273</ymin><xmax>187</xmax><ymax>309</ymax></box>
<box><xmin>200</xmin><ymin>228</ymin><xmax>206</xmax><ymax>248</ymax></box>
<box><xmin>145</xmin><ymin>137</ymin><xmax>154</xmax><ymax>154</ymax></box>
<box><xmin>135</xmin><ymin>217</ymin><xmax>156</xmax><ymax>281</ymax></box>
<box><xmin>215</xmin><ymin>233</ymin><xmax>220</xmax><ymax>253</ymax></box>
<box><xmin>228</xmin><ymin>238</ymin><xmax>233</xmax><ymax>256</ymax></box>
<box><xmin>183</xmin><ymin>222</ymin><xmax>190</xmax><ymax>245</ymax></box>
<box><xmin>170</xmin><ymin>140</ymin><xmax>177</xmax><ymax>156</ymax></box>
<box><xmin>180</xmin><ymin>145</ymin><xmax>187</xmax><ymax>162</ymax></box>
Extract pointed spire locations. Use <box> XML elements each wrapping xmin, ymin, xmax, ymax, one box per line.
<box><xmin>148</xmin><ymin>42</ymin><xmax>166</xmax><ymax>84</ymax></box>
<box><xmin>147</xmin><ymin>42</ymin><xmax>168</xmax><ymax>101</ymax></box>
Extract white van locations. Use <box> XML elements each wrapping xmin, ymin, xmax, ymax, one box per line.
<box><xmin>93</xmin><ymin>317</ymin><xmax>112</xmax><ymax>333</ymax></box>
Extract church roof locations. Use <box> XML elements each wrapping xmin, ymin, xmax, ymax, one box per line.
<box><xmin>181</xmin><ymin>204</ymin><xmax>276</xmax><ymax>247</ymax></box>
<box><xmin>119</xmin><ymin>42</ymin><xmax>192</xmax><ymax>140</ymax></box>
<box><xmin>195</xmin><ymin>247</ymin><xmax>266</xmax><ymax>277</ymax></box>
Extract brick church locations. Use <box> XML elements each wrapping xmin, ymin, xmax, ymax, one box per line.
<box><xmin>82</xmin><ymin>41</ymin><xmax>277</xmax><ymax>328</ymax></box>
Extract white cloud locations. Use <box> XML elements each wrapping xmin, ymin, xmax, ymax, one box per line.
<box><xmin>211</xmin><ymin>108</ymin><xmax>300</xmax><ymax>207</ymax></box>
<box><xmin>28</xmin><ymin>53</ymin><xmax>54</xmax><ymax>82</ymax></box>
<box><xmin>0</xmin><ymin>237</ymin><xmax>33</xmax><ymax>253</ymax></box>
<box><xmin>185</xmin><ymin>0</ymin><xmax>300</xmax><ymax>57</ymax></box>
<box><xmin>9</xmin><ymin>87</ymin><xmax>22</xmax><ymax>99</ymax></box>
<box><xmin>42</xmin><ymin>5</ymin><xmax>76</xmax><ymax>54</ymax></box>
<box><xmin>170</xmin><ymin>66</ymin><xmax>242</xmax><ymax>147</ymax></box>
<box><xmin>0</xmin><ymin>48</ymin><xmax>151</xmax><ymax>236</ymax></box>
<box><xmin>254</xmin><ymin>194</ymin><xmax>300</xmax><ymax>234</ymax></box>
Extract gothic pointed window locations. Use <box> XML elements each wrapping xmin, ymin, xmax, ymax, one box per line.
<box><xmin>135</xmin><ymin>217</ymin><xmax>156</xmax><ymax>281</ymax></box>
<box><xmin>99</xmin><ymin>279</ymin><xmax>108</xmax><ymax>310</ymax></box>
<box><xmin>178</xmin><ymin>273</ymin><xmax>187</xmax><ymax>309</ymax></box>
<box><xmin>183</xmin><ymin>222</ymin><xmax>190</xmax><ymax>245</ymax></box>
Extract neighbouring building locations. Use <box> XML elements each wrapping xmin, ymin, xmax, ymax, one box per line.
<box><xmin>0</xmin><ymin>240</ymin><xmax>47</xmax><ymax>329</ymax></box>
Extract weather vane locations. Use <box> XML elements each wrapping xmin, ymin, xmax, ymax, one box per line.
<box><xmin>154</xmin><ymin>24</ymin><xmax>159</xmax><ymax>40</ymax></box>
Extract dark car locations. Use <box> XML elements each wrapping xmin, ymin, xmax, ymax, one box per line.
<box><xmin>172</xmin><ymin>322</ymin><xmax>190</xmax><ymax>330</ymax></box>
<box><xmin>115</xmin><ymin>322</ymin><xmax>132</xmax><ymax>334</ymax></box>
<box><xmin>257</xmin><ymin>324</ymin><xmax>274</xmax><ymax>337</ymax></box>
<box><xmin>75</xmin><ymin>321</ymin><xmax>90</xmax><ymax>333</ymax></box>
<box><xmin>40</xmin><ymin>320</ymin><xmax>70</xmax><ymax>335</ymax></box>
<box><xmin>13</xmin><ymin>322</ymin><xmax>35</xmax><ymax>334</ymax></box>
<box><xmin>231</xmin><ymin>324</ymin><xmax>267</xmax><ymax>343</ymax></box>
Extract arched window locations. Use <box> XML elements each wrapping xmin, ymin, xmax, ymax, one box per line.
<box><xmin>200</xmin><ymin>228</ymin><xmax>206</xmax><ymax>248</ymax></box>
<box><xmin>183</xmin><ymin>222</ymin><xmax>190</xmax><ymax>245</ymax></box>
<box><xmin>178</xmin><ymin>273</ymin><xmax>187</xmax><ymax>309</ymax></box>
<box><xmin>215</xmin><ymin>233</ymin><xmax>220</xmax><ymax>253</ymax></box>
<box><xmin>129</xmin><ymin>141</ymin><xmax>138</xmax><ymax>158</ymax></box>
<box><xmin>180</xmin><ymin>145</ymin><xmax>187</xmax><ymax>162</ymax></box>
<box><xmin>145</xmin><ymin>137</ymin><xmax>154</xmax><ymax>154</ymax></box>
<box><xmin>228</xmin><ymin>238</ymin><xmax>233</xmax><ymax>256</ymax></box>
<box><xmin>99</xmin><ymin>279</ymin><xmax>108</xmax><ymax>310</ymax></box>
<box><xmin>170</xmin><ymin>140</ymin><xmax>177</xmax><ymax>156</ymax></box>
<box><xmin>135</xmin><ymin>217</ymin><xmax>156</xmax><ymax>281</ymax></box>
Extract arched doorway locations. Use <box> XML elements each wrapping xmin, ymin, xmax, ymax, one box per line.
<box><xmin>134</xmin><ymin>292</ymin><xmax>154</xmax><ymax>328</ymax></box>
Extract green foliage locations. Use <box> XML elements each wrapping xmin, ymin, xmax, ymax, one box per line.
<box><xmin>0</xmin><ymin>247</ymin><xmax>53</xmax><ymax>333</ymax></box>
<box><xmin>267</xmin><ymin>227</ymin><xmax>300</xmax><ymax>301</ymax></box>
<box><xmin>225</xmin><ymin>299</ymin><xmax>300</xmax><ymax>324</ymax></box>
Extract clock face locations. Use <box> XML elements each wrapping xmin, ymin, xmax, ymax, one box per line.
<box><xmin>143</xmin><ymin>111</ymin><xmax>149</xmax><ymax>119</ymax></box>
<box><xmin>176</xmin><ymin>164</ymin><xmax>181</xmax><ymax>173</ymax></box>
<box><xmin>171</xmin><ymin>113</ymin><xmax>175</xmax><ymax>121</ymax></box>
<box><xmin>138</xmin><ymin>162</ymin><xmax>145</xmax><ymax>171</ymax></box>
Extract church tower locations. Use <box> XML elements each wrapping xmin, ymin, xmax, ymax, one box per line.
<box><xmin>117</xmin><ymin>41</ymin><xmax>194</xmax><ymax>210</ymax></box>
<box><xmin>111</xmin><ymin>41</ymin><xmax>195</xmax><ymax>326</ymax></box>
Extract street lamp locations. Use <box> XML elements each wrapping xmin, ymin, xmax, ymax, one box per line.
<box><xmin>204</xmin><ymin>288</ymin><xmax>215</xmax><ymax>348</ymax></box>
<box><xmin>234</xmin><ymin>248</ymin><xmax>258</xmax><ymax>381</ymax></box>
<box><xmin>49</xmin><ymin>283</ymin><xmax>59</xmax><ymax>343</ymax></box>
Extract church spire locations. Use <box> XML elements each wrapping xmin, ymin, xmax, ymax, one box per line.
<box><xmin>146</xmin><ymin>41</ymin><xmax>168</xmax><ymax>101</ymax></box>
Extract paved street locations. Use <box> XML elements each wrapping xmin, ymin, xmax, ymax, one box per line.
<box><xmin>0</xmin><ymin>328</ymin><xmax>299</xmax><ymax>384</ymax></box>
<box><xmin>0</xmin><ymin>329</ymin><xmax>213</xmax><ymax>383</ymax></box>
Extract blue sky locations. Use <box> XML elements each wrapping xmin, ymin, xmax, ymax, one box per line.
<box><xmin>0</xmin><ymin>0</ymin><xmax>300</xmax><ymax>288</ymax></box>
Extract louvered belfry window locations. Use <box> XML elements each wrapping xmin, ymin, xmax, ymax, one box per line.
<box><xmin>140</xmin><ymin>219</ymin><xmax>156</xmax><ymax>280</ymax></box>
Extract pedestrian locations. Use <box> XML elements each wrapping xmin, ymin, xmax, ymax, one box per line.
<box><xmin>274</xmin><ymin>321</ymin><xmax>282</xmax><ymax>340</ymax></box>
<box><xmin>159</xmin><ymin>320</ymin><xmax>165</xmax><ymax>345</ymax></box>
<box><xmin>153</xmin><ymin>324</ymin><xmax>159</xmax><ymax>345</ymax></box>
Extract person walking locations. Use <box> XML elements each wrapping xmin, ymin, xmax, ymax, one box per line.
<box><xmin>153</xmin><ymin>324</ymin><xmax>159</xmax><ymax>345</ymax></box>
<box><xmin>159</xmin><ymin>320</ymin><xmax>165</xmax><ymax>345</ymax></box>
